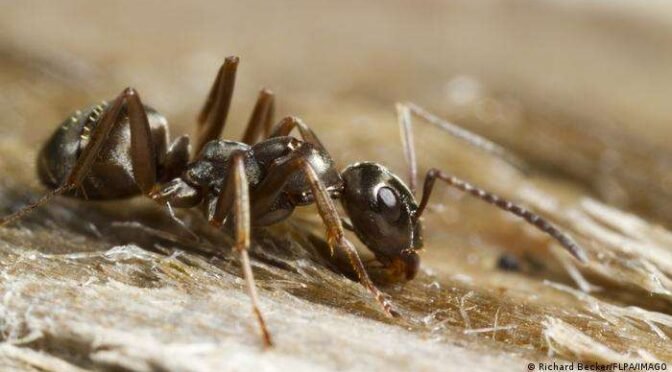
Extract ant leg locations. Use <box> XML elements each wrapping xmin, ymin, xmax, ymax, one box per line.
<box><xmin>0</xmin><ymin>185</ymin><xmax>77</xmax><ymax>226</ymax></box>
<box><xmin>299</xmin><ymin>160</ymin><xmax>400</xmax><ymax>317</ymax></box>
<box><xmin>72</xmin><ymin>88</ymin><xmax>158</xmax><ymax>194</ymax></box>
<box><xmin>268</xmin><ymin>116</ymin><xmax>326</xmax><ymax>151</ymax></box>
<box><xmin>241</xmin><ymin>89</ymin><xmax>275</xmax><ymax>145</ymax></box>
<box><xmin>160</xmin><ymin>135</ymin><xmax>190</xmax><ymax>182</ymax></box>
<box><xmin>416</xmin><ymin>168</ymin><xmax>588</xmax><ymax>263</ymax></box>
<box><xmin>0</xmin><ymin>88</ymin><xmax>159</xmax><ymax>226</ymax></box>
<box><xmin>125</xmin><ymin>89</ymin><xmax>158</xmax><ymax>194</ymax></box>
<box><xmin>261</xmin><ymin>96</ymin><xmax>276</xmax><ymax>140</ymax></box>
<box><xmin>250</xmin><ymin>156</ymin><xmax>400</xmax><ymax>318</ymax></box>
<box><xmin>210</xmin><ymin>152</ymin><xmax>273</xmax><ymax>347</ymax></box>
<box><xmin>195</xmin><ymin>56</ymin><xmax>239</xmax><ymax>155</ymax></box>
<box><xmin>395</xmin><ymin>102</ymin><xmax>528</xmax><ymax>195</ymax></box>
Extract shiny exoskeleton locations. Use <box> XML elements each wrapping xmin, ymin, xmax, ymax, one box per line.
<box><xmin>0</xmin><ymin>56</ymin><xmax>587</xmax><ymax>348</ymax></box>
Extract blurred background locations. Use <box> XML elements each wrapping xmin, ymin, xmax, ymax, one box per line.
<box><xmin>2</xmin><ymin>0</ymin><xmax>672</xmax><ymax>225</ymax></box>
<box><xmin>1</xmin><ymin>0</ymin><xmax>672</xmax><ymax>369</ymax></box>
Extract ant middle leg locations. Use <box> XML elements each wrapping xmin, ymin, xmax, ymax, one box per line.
<box><xmin>0</xmin><ymin>88</ymin><xmax>161</xmax><ymax>226</ymax></box>
<box><xmin>209</xmin><ymin>152</ymin><xmax>273</xmax><ymax>347</ymax></box>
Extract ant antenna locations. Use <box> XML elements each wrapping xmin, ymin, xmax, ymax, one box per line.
<box><xmin>0</xmin><ymin>184</ymin><xmax>77</xmax><ymax>226</ymax></box>
<box><xmin>396</xmin><ymin>102</ymin><xmax>529</xmax><ymax>194</ymax></box>
<box><xmin>416</xmin><ymin>169</ymin><xmax>587</xmax><ymax>263</ymax></box>
<box><xmin>405</xmin><ymin>103</ymin><xmax>528</xmax><ymax>173</ymax></box>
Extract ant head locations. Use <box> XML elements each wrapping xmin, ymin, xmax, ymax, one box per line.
<box><xmin>340</xmin><ymin>162</ymin><xmax>422</xmax><ymax>280</ymax></box>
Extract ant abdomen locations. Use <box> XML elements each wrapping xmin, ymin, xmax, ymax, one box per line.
<box><xmin>37</xmin><ymin>102</ymin><xmax>170</xmax><ymax>200</ymax></box>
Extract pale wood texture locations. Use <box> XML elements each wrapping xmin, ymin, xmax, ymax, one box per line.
<box><xmin>1</xmin><ymin>1</ymin><xmax>672</xmax><ymax>371</ymax></box>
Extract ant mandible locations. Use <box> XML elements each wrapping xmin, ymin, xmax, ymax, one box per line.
<box><xmin>0</xmin><ymin>56</ymin><xmax>587</xmax><ymax>347</ymax></box>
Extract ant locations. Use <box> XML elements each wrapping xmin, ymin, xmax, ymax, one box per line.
<box><xmin>0</xmin><ymin>56</ymin><xmax>587</xmax><ymax>347</ymax></box>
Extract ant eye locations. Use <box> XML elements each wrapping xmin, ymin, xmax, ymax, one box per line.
<box><xmin>377</xmin><ymin>186</ymin><xmax>402</xmax><ymax>221</ymax></box>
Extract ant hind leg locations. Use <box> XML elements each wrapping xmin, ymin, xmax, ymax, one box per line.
<box><xmin>241</xmin><ymin>89</ymin><xmax>275</xmax><ymax>145</ymax></box>
<box><xmin>194</xmin><ymin>56</ymin><xmax>240</xmax><ymax>155</ymax></box>
<box><xmin>0</xmin><ymin>88</ymin><xmax>160</xmax><ymax>226</ymax></box>
<box><xmin>0</xmin><ymin>184</ymin><xmax>77</xmax><ymax>226</ymax></box>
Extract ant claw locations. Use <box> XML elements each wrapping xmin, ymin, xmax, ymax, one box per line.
<box><xmin>387</xmin><ymin>306</ymin><xmax>402</xmax><ymax>318</ymax></box>
<box><xmin>377</xmin><ymin>295</ymin><xmax>402</xmax><ymax>318</ymax></box>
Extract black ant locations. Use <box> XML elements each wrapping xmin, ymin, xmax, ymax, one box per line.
<box><xmin>0</xmin><ymin>56</ymin><xmax>587</xmax><ymax>347</ymax></box>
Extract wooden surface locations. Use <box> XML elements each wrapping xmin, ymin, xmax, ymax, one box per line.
<box><xmin>1</xmin><ymin>1</ymin><xmax>672</xmax><ymax>371</ymax></box>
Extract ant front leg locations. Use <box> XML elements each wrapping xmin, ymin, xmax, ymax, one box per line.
<box><xmin>0</xmin><ymin>88</ymin><xmax>159</xmax><ymax>226</ymax></box>
<box><xmin>301</xmin><ymin>160</ymin><xmax>400</xmax><ymax>317</ymax></box>
<box><xmin>416</xmin><ymin>169</ymin><xmax>588</xmax><ymax>263</ymax></box>
<box><xmin>251</xmin><ymin>156</ymin><xmax>400</xmax><ymax>318</ymax></box>
<box><xmin>210</xmin><ymin>152</ymin><xmax>273</xmax><ymax>348</ymax></box>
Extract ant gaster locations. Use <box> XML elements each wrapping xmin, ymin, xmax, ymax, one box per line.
<box><xmin>0</xmin><ymin>56</ymin><xmax>587</xmax><ymax>347</ymax></box>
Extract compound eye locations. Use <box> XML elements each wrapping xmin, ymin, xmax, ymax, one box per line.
<box><xmin>377</xmin><ymin>186</ymin><xmax>402</xmax><ymax>221</ymax></box>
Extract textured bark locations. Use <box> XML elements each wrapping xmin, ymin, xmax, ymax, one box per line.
<box><xmin>1</xmin><ymin>1</ymin><xmax>671</xmax><ymax>371</ymax></box>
